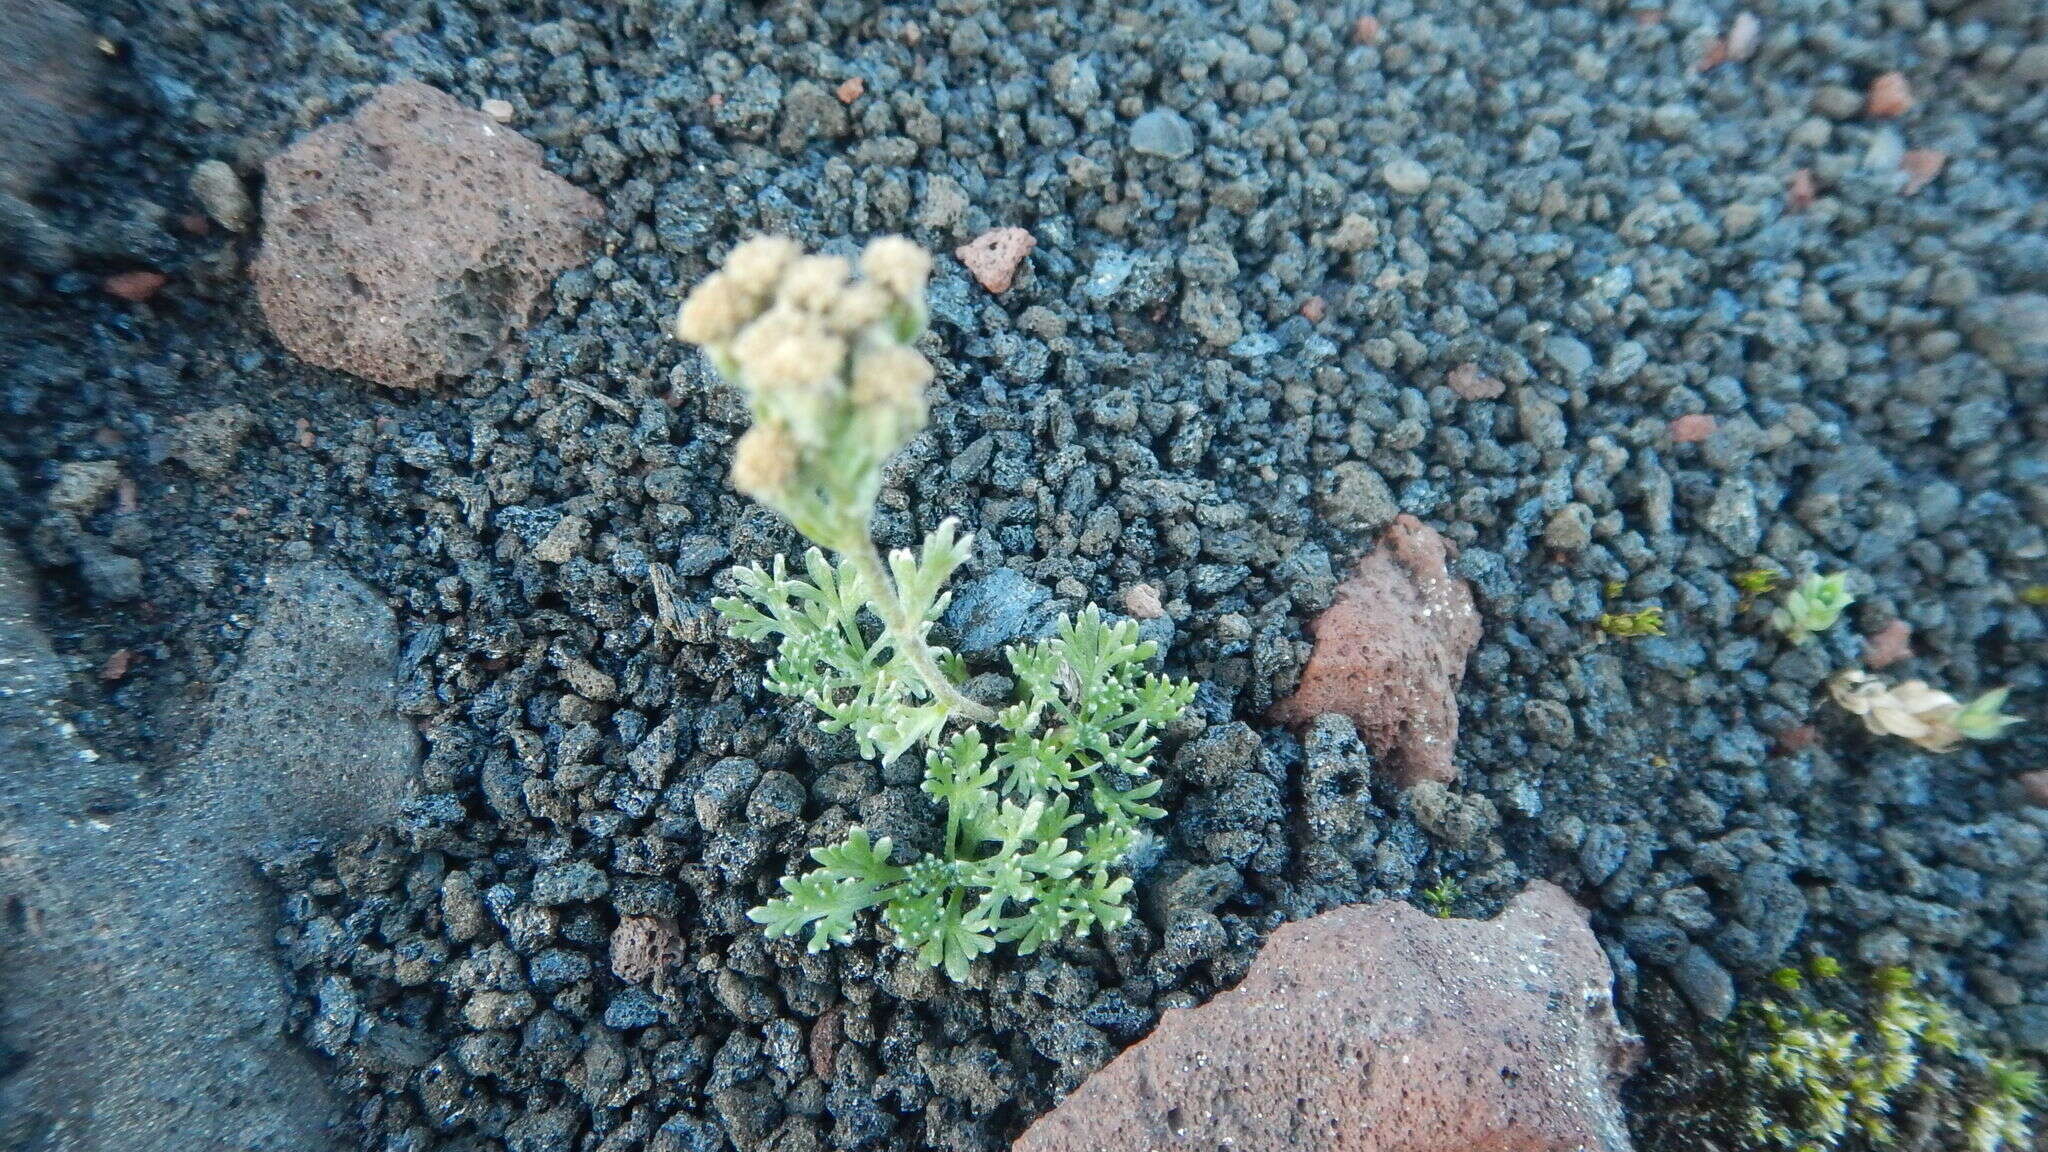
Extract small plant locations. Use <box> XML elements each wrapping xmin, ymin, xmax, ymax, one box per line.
<box><xmin>1735</xmin><ymin>568</ymin><xmax>1782</xmax><ymax>599</ymax></box>
<box><xmin>1598</xmin><ymin>606</ymin><xmax>1666</xmax><ymax>638</ymax></box>
<box><xmin>1734</xmin><ymin>958</ymin><xmax>1959</xmax><ymax>1151</ymax></box>
<box><xmin>1419</xmin><ymin>878</ymin><xmax>1462</xmax><ymax>918</ymax></box>
<box><xmin>2018</xmin><ymin>585</ymin><xmax>2048</xmax><ymax>607</ymax></box>
<box><xmin>1772</xmin><ymin>572</ymin><xmax>1854</xmax><ymax>645</ymax></box>
<box><xmin>1966</xmin><ymin>1059</ymin><xmax>2044</xmax><ymax>1152</ymax></box>
<box><xmin>1731</xmin><ymin>958</ymin><xmax>2040</xmax><ymax>1152</ymax></box>
<box><xmin>678</xmin><ymin>236</ymin><xmax>1196</xmax><ymax>979</ymax></box>
<box><xmin>1830</xmin><ymin>671</ymin><xmax>2022</xmax><ymax>753</ymax></box>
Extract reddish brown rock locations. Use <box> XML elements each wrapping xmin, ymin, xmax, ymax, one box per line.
<box><xmin>102</xmin><ymin>270</ymin><xmax>166</xmax><ymax>301</ymax></box>
<box><xmin>1776</xmin><ymin>724</ymin><xmax>1819</xmax><ymax>754</ymax></box>
<box><xmin>1273</xmin><ymin>515</ymin><xmax>1481</xmax><ymax>786</ymax></box>
<box><xmin>1866</xmin><ymin>71</ymin><xmax>1913</xmax><ymax>118</ymax></box>
<box><xmin>253</xmin><ymin>80</ymin><xmax>600</xmax><ymax>389</ymax></box>
<box><xmin>1788</xmin><ymin>167</ymin><xmax>1817</xmax><ymax>212</ymax></box>
<box><xmin>1447</xmin><ymin>361</ymin><xmax>1505</xmax><ymax>400</ymax></box>
<box><xmin>1863</xmin><ymin>619</ymin><xmax>1913</xmax><ymax>668</ymax></box>
<box><xmin>955</xmin><ymin>226</ymin><xmax>1036</xmax><ymax>294</ymax></box>
<box><xmin>1014</xmin><ymin>882</ymin><xmax>1639</xmax><ymax>1152</ymax></box>
<box><xmin>1900</xmin><ymin>148</ymin><xmax>1945</xmax><ymax>195</ymax></box>
<box><xmin>1670</xmin><ymin>413</ymin><xmax>1718</xmax><ymax>442</ymax></box>
<box><xmin>2019</xmin><ymin>771</ymin><xmax>2048</xmax><ymax>808</ymax></box>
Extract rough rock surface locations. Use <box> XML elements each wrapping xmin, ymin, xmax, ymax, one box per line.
<box><xmin>0</xmin><ymin>0</ymin><xmax>98</xmax><ymax>200</ymax></box>
<box><xmin>0</xmin><ymin>549</ymin><xmax>416</xmax><ymax>1151</ymax></box>
<box><xmin>955</xmin><ymin>226</ymin><xmax>1036</xmax><ymax>294</ymax></box>
<box><xmin>1014</xmin><ymin>881</ymin><xmax>1639</xmax><ymax>1152</ymax></box>
<box><xmin>1273</xmin><ymin>514</ymin><xmax>1481</xmax><ymax>785</ymax></box>
<box><xmin>253</xmin><ymin>80</ymin><xmax>599</xmax><ymax>389</ymax></box>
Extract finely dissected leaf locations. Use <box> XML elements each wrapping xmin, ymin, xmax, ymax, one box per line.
<box><xmin>809</xmin><ymin>829</ymin><xmax>903</xmax><ymax>885</ymax></box>
<box><xmin>750</xmin><ymin>869</ymin><xmax>895</xmax><ymax>952</ymax></box>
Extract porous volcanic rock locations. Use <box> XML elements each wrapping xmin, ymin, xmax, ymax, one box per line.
<box><xmin>253</xmin><ymin>80</ymin><xmax>599</xmax><ymax>389</ymax></box>
<box><xmin>1013</xmin><ymin>881</ymin><xmax>1639</xmax><ymax>1152</ymax></box>
<box><xmin>1273</xmin><ymin>514</ymin><xmax>1481</xmax><ymax>785</ymax></box>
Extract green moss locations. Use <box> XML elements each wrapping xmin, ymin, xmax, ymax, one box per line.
<box><xmin>1729</xmin><ymin>957</ymin><xmax>2039</xmax><ymax>1152</ymax></box>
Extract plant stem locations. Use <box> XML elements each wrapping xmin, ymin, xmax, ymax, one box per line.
<box><xmin>841</xmin><ymin>533</ymin><xmax>999</xmax><ymax>727</ymax></box>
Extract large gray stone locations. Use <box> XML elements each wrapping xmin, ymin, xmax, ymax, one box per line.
<box><xmin>0</xmin><ymin>548</ymin><xmax>416</xmax><ymax>1151</ymax></box>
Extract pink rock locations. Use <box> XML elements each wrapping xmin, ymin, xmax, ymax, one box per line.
<box><xmin>1900</xmin><ymin>149</ymin><xmax>1945</xmax><ymax>195</ymax></box>
<box><xmin>1013</xmin><ymin>882</ymin><xmax>1640</xmax><ymax>1152</ymax></box>
<box><xmin>1273</xmin><ymin>515</ymin><xmax>1481</xmax><ymax>786</ymax></box>
<box><xmin>1121</xmin><ymin>583</ymin><xmax>1164</xmax><ymax>620</ymax></box>
<box><xmin>1777</xmin><ymin>724</ymin><xmax>1819</xmax><ymax>754</ymax></box>
<box><xmin>2019</xmin><ymin>771</ymin><xmax>2048</xmax><ymax>809</ymax></box>
<box><xmin>1447</xmin><ymin>361</ymin><xmax>1505</xmax><ymax>400</ymax></box>
<box><xmin>1788</xmin><ymin>167</ymin><xmax>1817</xmax><ymax>212</ymax></box>
<box><xmin>1864</xmin><ymin>619</ymin><xmax>1912</xmax><ymax>668</ymax></box>
<box><xmin>1866</xmin><ymin>71</ymin><xmax>1913</xmax><ymax>118</ymax></box>
<box><xmin>954</xmin><ymin>226</ymin><xmax>1036</xmax><ymax>294</ymax></box>
<box><xmin>254</xmin><ymin>81</ymin><xmax>601</xmax><ymax>389</ymax></box>
<box><xmin>103</xmin><ymin>271</ymin><xmax>166</xmax><ymax>302</ymax></box>
<box><xmin>1670</xmin><ymin>413</ymin><xmax>1717</xmax><ymax>443</ymax></box>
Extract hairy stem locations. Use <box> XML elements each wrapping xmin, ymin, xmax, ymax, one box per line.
<box><xmin>842</xmin><ymin>533</ymin><xmax>1000</xmax><ymax>727</ymax></box>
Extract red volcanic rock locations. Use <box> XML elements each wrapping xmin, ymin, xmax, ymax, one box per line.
<box><xmin>1447</xmin><ymin>361</ymin><xmax>1506</xmax><ymax>400</ymax></box>
<box><xmin>1788</xmin><ymin>168</ymin><xmax>1817</xmax><ymax>211</ymax></box>
<box><xmin>253</xmin><ymin>80</ymin><xmax>600</xmax><ymax>389</ymax></box>
<box><xmin>1866</xmin><ymin>71</ymin><xmax>1913</xmax><ymax>118</ymax></box>
<box><xmin>1670</xmin><ymin>413</ymin><xmax>1718</xmax><ymax>443</ymax></box>
<box><xmin>1863</xmin><ymin>619</ymin><xmax>1913</xmax><ymax>668</ymax></box>
<box><xmin>102</xmin><ymin>271</ymin><xmax>166</xmax><ymax>301</ymax></box>
<box><xmin>1013</xmin><ymin>882</ymin><xmax>1640</xmax><ymax>1152</ymax></box>
<box><xmin>955</xmin><ymin>226</ymin><xmax>1036</xmax><ymax>294</ymax></box>
<box><xmin>1273</xmin><ymin>515</ymin><xmax>1480</xmax><ymax>786</ymax></box>
<box><xmin>1900</xmin><ymin>149</ymin><xmax>1945</xmax><ymax>195</ymax></box>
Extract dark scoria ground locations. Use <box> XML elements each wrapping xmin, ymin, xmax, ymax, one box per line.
<box><xmin>3</xmin><ymin>0</ymin><xmax>2046</xmax><ymax>1150</ymax></box>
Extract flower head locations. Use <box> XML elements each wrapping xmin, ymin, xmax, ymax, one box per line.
<box><xmin>675</xmin><ymin>236</ymin><xmax>939</xmax><ymax>543</ymax></box>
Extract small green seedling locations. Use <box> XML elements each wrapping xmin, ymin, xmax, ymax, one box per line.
<box><xmin>1772</xmin><ymin>572</ymin><xmax>1853</xmax><ymax>645</ymax></box>
<box><xmin>678</xmin><ymin>236</ymin><xmax>1196</xmax><ymax>979</ymax></box>
<box><xmin>1420</xmin><ymin>878</ymin><xmax>1462</xmax><ymax>918</ymax></box>
<box><xmin>1952</xmin><ymin>688</ymin><xmax>2023</xmax><ymax>744</ymax></box>
<box><xmin>1734</xmin><ymin>568</ymin><xmax>1780</xmax><ymax>602</ymax></box>
<box><xmin>1598</xmin><ymin>607</ymin><xmax>1666</xmax><ymax>638</ymax></box>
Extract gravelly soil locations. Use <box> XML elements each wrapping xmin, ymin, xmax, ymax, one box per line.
<box><xmin>2</xmin><ymin>0</ymin><xmax>2044</xmax><ymax>1150</ymax></box>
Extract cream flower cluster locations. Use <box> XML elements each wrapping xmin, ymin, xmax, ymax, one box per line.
<box><xmin>675</xmin><ymin>236</ymin><xmax>934</xmax><ymax>542</ymax></box>
<box><xmin>1829</xmin><ymin>671</ymin><xmax>2021</xmax><ymax>753</ymax></box>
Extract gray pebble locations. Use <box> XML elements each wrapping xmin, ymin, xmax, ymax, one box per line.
<box><xmin>1129</xmin><ymin>108</ymin><xmax>1195</xmax><ymax>159</ymax></box>
<box><xmin>1380</xmin><ymin>158</ymin><xmax>1431</xmax><ymax>195</ymax></box>
<box><xmin>1674</xmin><ymin>946</ymin><xmax>1736</xmax><ymax>1021</ymax></box>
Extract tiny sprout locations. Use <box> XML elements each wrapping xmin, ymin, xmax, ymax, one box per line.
<box><xmin>1735</xmin><ymin>568</ymin><xmax>1781</xmax><ymax>598</ymax></box>
<box><xmin>1598</xmin><ymin>607</ymin><xmax>1666</xmax><ymax>638</ymax></box>
<box><xmin>1420</xmin><ymin>878</ymin><xmax>1462</xmax><ymax>918</ymax></box>
<box><xmin>1604</xmin><ymin>579</ymin><xmax>1625</xmax><ymax>599</ymax></box>
<box><xmin>1953</xmin><ymin>688</ymin><xmax>2023</xmax><ymax>743</ymax></box>
<box><xmin>1771</xmin><ymin>967</ymin><xmax>1805</xmax><ymax>993</ymax></box>
<box><xmin>1772</xmin><ymin>572</ymin><xmax>1853</xmax><ymax>645</ymax></box>
<box><xmin>1808</xmin><ymin>955</ymin><xmax>1843</xmax><ymax>980</ymax></box>
<box><xmin>2019</xmin><ymin>585</ymin><xmax>2048</xmax><ymax>607</ymax></box>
